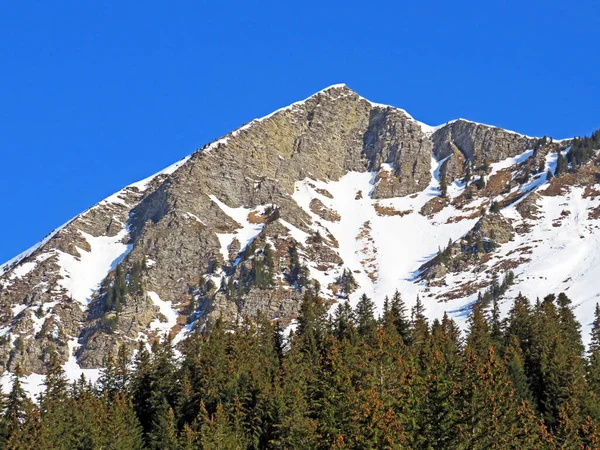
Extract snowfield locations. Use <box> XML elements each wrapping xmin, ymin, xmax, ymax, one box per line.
<box><xmin>290</xmin><ymin>148</ymin><xmax>600</xmax><ymax>345</ymax></box>
<box><xmin>292</xmin><ymin>156</ymin><xmax>478</xmax><ymax>324</ymax></box>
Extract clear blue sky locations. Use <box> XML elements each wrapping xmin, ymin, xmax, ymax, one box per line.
<box><xmin>1</xmin><ymin>1</ymin><xmax>598</xmax><ymax>263</ymax></box>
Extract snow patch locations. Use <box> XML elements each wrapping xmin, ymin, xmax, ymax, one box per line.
<box><xmin>148</xmin><ymin>291</ymin><xmax>178</xmax><ymax>336</ymax></box>
<box><xmin>209</xmin><ymin>195</ymin><xmax>265</xmax><ymax>261</ymax></box>
<box><xmin>56</xmin><ymin>228</ymin><xmax>132</xmax><ymax>306</ymax></box>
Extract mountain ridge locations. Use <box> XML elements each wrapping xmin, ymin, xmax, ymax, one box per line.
<box><xmin>3</xmin><ymin>84</ymin><xmax>596</xmax><ymax>398</ymax></box>
<box><xmin>0</xmin><ymin>82</ymin><xmax>551</xmax><ymax>273</ymax></box>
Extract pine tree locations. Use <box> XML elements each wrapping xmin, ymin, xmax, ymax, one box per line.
<box><xmin>531</xmin><ymin>294</ymin><xmax>588</xmax><ymax>429</ymax></box>
<box><xmin>555</xmin><ymin>151</ymin><xmax>568</xmax><ymax>176</ymax></box>
<box><xmin>200</xmin><ymin>402</ymin><xmax>248</xmax><ymax>449</ymax></box>
<box><xmin>389</xmin><ymin>290</ymin><xmax>411</xmax><ymax>344</ymax></box>
<box><xmin>415</xmin><ymin>318</ymin><xmax>461</xmax><ymax>448</ymax></box>
<box><xmin>556</xmin><ymin>292</ymin><xmax>584</xmax><ymax>357</ymax></box>
<box><xmin>411</xmin><ymin>296</ymin><xmax>429</xmax><ymax>350</ymax></box>
<box><xmin>104</xmin><ymin>394</ymin><xmax>145</xmax><ymax>450</ymax></box>
<box><xmin>333</xmin><ymin>301</ymin><xmax>356</xmax><ymax>342</ymax></box>
<box><xmin>465</xmin><ymin>303</ymin><xmax>492</xmax><ymax>359</ymax></box>
<box><xmin>4</xmin><ymin>366</ymin><xmax>31</xmax><ymax>438</ymax></box>
<box><xmin>354</xmin><ymin>293</ymin><xmax>377</xmax><ymax>338</ymax></box>
<box><xmin>588</xmin><ymin>303</ymin><xmax>600</xmax><ymax>398</ymax></box>
<box><xmin>296</xmin><ymin>291</ymin><xmax>330</xmax><ymax>365</ymax></box>
<box><xmin>440</xmin><ymin>174</ymin><xmax>448</xmax><ymax>197</ymax></box>
<box><xmin>179</xmin><ymin>424</ymin><xmax>199</xmax><ymax>450</ymax></box>
<box><xmin>99</xmin><ymin>354</ymin><xmax>119</xmax><ymax>398</ymax></box>
<box><xmin>489</xmin><ymin>200</ymin><xmax>500</xmax><ymax>214</ymax></box>
<box><xmin>504</xmin><ymin>337</ymin><xmax>534</xmax><ymax>405</ymax></box>
<box><xmin>115</xmin><ymin>344</ymin><xmax>131</xmax><ymax>394</ymax></box>
<box><xmin>148</xmin><ymin>404</ymin><xmax>179</xmax><ymax>450</ymax></box>
<box><xmin>5</xmin><ymin>408</ymin><xmax>45</xmax><ymax>450</ymax></box>
<box><xmin>39</xmin><ymin>351</ymin><xmax>73</xmax><ymax>448</ymax></box>
<box><xmin>130</xmin><ymin>340</ymin><xmax>155</xmax><ymax>437</ymax></box>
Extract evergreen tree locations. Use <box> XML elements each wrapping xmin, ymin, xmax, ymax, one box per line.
<box><xmin>440</xmin><ymin>174</ymin><xmax>448</xmax><ymax>197</ymax></box>
<box><xmin>489</xmin><ymin>200</ymin><xmax>500</xmax><ymax>214</ymax></box>
<box><xmin>556</xmin><ymin>292</ymin><xmax>584</xmax><ymax>357</ymax></box>
<box><xmin>504</xmin><ymin>337</ymin><xmax>534</xmax><ymax>405</ymax></box>
<box><xmin>555</xmin><ymin>151</ymin><xmax>568</xmax><ymax>176</ymax></box>
<box><xmin>588</xmin><ymin>303</ymin><xmax>600</xmax><ymax>398</ymax></box>
<box><xmin>148</xmin><ymin>404</ymin><xmax>179</xmax><ymax>450</ymax></box>
<box><xmin>333</xmin><ymin>301</ymin><xmax>356</xmax><ymax>342</ymax></box>
<box><xmin>296</xmin><ymin>291</ymin><xmax>330</xmax><ymax>364</ymax></box>
<box><xmin>200</xmin><ymin>402</ymin><xmax>248</xmax><ymax>449</ymax></box>
<box><xmin>39</xmin><ymin>351</ymin><xmax>73</xmax><ymax>448</ymax></box>
<box><xmin>354</xmin><ymin>293</ymin><xmax>377</xmax><ymax>338</ymax></box>
<box><xmin>4</xmin><ymin>366</ymin><xmax>31</xmax><ymax>438</ymax></box>
<box><xmin>411</xmin><ymin>296</ymin><xmax>429</xmax><ymax>350</ymax></box>
<box><xmin>389</xmin><ymin>290</ymin><xmax>411</xmax><ymax>344</ymax></box>
<box><xmin>104</xmin><ymin>394</ymin><xmax>145</xmax><ymax>450</ymax></box>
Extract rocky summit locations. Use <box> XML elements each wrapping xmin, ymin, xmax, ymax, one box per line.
<box><xmin>1</xmin><ymin>84</ymin><xmax>598</xmax><ymax>390</ymax></box>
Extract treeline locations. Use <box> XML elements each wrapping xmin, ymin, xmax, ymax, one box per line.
<box><xmin>555</xmin><ymin>130</ymin><xmax>600</xmax><ymax>177</ymax></box>
<box><xmin>2</xmin><ymin>289</ymin><xmax>600</xmax><ymax>449</ymax></box>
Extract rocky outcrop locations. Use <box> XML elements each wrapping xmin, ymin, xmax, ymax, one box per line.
<box><xmin>440</xmin><ymin>143</ymin><xmax>467</xmax><ymax>182</ymax></box>
<box><xmin>420</xmin><ymin>213</ymin><xmax>514</xmax><ymax>280</ymax></box>
<box><xmin>432</xmin><ymin>119</ymin><xmax>540</xmax><ymax>166</ymax></box>
<box><xmin>363</xmin><ymin>107</ymin><xmax>432</xmax><ymax>198</ymax></box>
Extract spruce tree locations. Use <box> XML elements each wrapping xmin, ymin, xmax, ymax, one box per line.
<box><xmin>390</xmin><ymin>290</ymin><xmax>411</xmax><ymax>344</ymax></box>
<box><xmin>4</xmin><ymin>366</ymin><xmax>31</xmax><ymax>438</ymax></box>
<box><xmin>354</xmin><ymin>293</ymin><xmax>377</xmax><ymax>338</ymax></box>
<box><xmin>39</xmin><ymin>351</ymin><xmax>72</xmax><ymax>448</ymax></box>
<box><xmin>588</xmin><ymin>303</ymin><xmax>600</xmax><ymax>398</ymax></box>
<box><xmin>333</xmin><ymin>301</ymin><xmax>356</xmax><ymax>342</ymax></box>
<box><xmin>440</xmin><ymin>174</ymin><xmax>448</xmax><ymax>197</ymax></box>
<box><xmin>556</xmin><ymin>292</ymin><xmax>584</xmax><ymax>357</ymax></box>
<box><xmin>104</xmin><ymin>394</ymin><xmax>145</xmax><ymax>450</ymax></box>
<box><xmin>411</xmin><ymin>296</ymin><xmax>429</xmax><ymax>350</ymax></box>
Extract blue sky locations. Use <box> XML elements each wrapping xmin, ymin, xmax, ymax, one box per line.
<box><xmin>1</xmin><ymin>1</ymin><xmax>598</xmax><ymax>263</ymax></box>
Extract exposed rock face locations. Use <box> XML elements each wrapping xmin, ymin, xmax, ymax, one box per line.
<box><xmin>0</xmin><ymin>84</ymin><xmax>572</xmax><ymax>377</ymax></box>
<box><xmin>363</xmin><ymin>107</ymin><xmax>432</xmax><ymax>198</ymax></box>
<box><xmin>309</xmin><ymin>198</ymin><xmax>341</xmax><ymax>222</ymax></box>
<box><xmin>471</xmin><ymin>213</ymin><xmax>514</xmax><ymax>244</ymax></box>
<box><xmin>440</xmin><ymin>143</ymin><xmax>467</xmax><ymax>182</ymax></box>
<box><xmin>432</xmin><ymin>119</ymin><xmax>540</xmax><ymax>165</ymax></box>
<box><xmin>420</xmin><ymin>213</ymin><xmax>515</xmax><ymax>280</ymax></box>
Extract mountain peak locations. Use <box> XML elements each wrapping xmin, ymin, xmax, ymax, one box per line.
<box><xmin>1</xmin><ymin>84</ymin><xmax>587</xmax><ymax>398</ymax></box>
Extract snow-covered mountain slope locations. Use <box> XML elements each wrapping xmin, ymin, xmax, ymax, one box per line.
<box><xmin>3</xmin><ymin>83</ymin><xmax>597</xmax><ymax>399</ymax></box>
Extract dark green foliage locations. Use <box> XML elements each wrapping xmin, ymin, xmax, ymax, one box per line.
<box><xmin>476</xmin><ymin>175</ymin><xmax>486</xmax><ymax>190</ymax></box>
<box><xmin>105</xmin><ymin>263</ymin><xmax>128</xmax><ymax>313</ymax></box>
<box><xmin>286</xmin><ymin>242</ymin><xmax>309</xmax><ymax>290</ymax></box>
<box><xmin>568</xmin><ymin>130</ymin><xmax>600</xmax><ymax>168</ymax></box>
<box><xmin>388</xmin><ymin>290</ymin><xmax>411</xmax><ymax>344</ymax></box>
<box><xmin>249</xmin><ymin>244</ymin><xmax>275</xmax><ymax>289</ymax></box>
<box><xmin>489</xmin><ymin>200</ymin><xmax>500</xmax><ymax>213</ymax></box>
<box><xmin>5</xmin><ymin>286</ymin><xmax>600</xmax><ymax>448</ymax></box>
<box><xmin>476</xmin><ymin>270</ymin><xmax>515</xmax><ymax>310</ymax></box>
<box><xmin>354</xmin><ymin>293</ymin><xmax>376</xmax><ymax>337</ymax></box>
<box><xmin>335</xmin><ymin>268</ymin><xmax>357</xmax><ymax>297</ymax></box>
<box><xmin>440</xmin><ymin>174</ymin><xmax>448</xmax><ymax>197</ymax></box>
<box><xmin>589</xmin><ymin>304</ymin><xmax>600</xmax><ymax>399</ymax></box>
<box><xmin>437</xmin><ymin>238</ymin><xmax>454</xmax><ymax>265</ymax></box>
<box><xmin>128</xmin><ymin>258</ymin><xmax>146</xmax><ymax>295</ymax></box>
<box><xmin>555</xmin><ymin>151</ymin><xmax>568</xmax><ymax>176</ymax></box>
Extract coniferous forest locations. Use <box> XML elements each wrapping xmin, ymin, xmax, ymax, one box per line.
<box><xmin>2</xmin><ymin>289</ymin><xmax>600</xmax><ymax>449</ymax></box>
